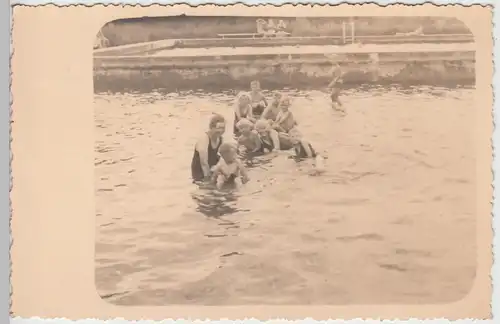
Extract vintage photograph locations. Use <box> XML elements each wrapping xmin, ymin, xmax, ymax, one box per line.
<box><xmin>93</xmin><ymin>14</ymin><xmax>477</xmax><ymax>306</ymax></box>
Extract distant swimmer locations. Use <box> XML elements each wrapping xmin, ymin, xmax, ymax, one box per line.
<box><xmin>211</xmin><ymin>142</ymin><xmax>250</xmax><ymax>189</ymax></box>
<box><xmin>288</xmin><ymin>128</ymin><xmax>326</xmax><ymax>176</ymax></box>
<box><xmin>249</xmin><ymin>80</ymin><xmax>268</xmax><ymax>118</ymax></box>
<box><xmin>233</xmin><ymin>92</ymin><xmax>256</xmax><ymax>136</ymax></box>
<box><xmin>191</xmin><ymin>114</ymin><xmax>226</xmax><ymax>183</ymax></box>
<box><xmin>327</xmin><ymin>62</ymin><xmax>345</xmax><ymax>113</ymax></box>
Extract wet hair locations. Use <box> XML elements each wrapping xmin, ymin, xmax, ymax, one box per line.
<box><xmin>219</xmin><ymin>142</ymin><xmax>236</xmax><ymax>155</ymax></box>
<box><xmin>236</xmin><ymin>118</ymin><xmax>253</xmax><ymax>130</ymax></box>
<box><xmin>254</xmin><ymin>120</ymin><xmax>269</xmax><ymax>131</ymax></box>
<box><xmin>209</xmin><ymin>114</ymin><xmax>226</xmax><ymax>129</ymax></box>
<box><xmin>279</xmin><ymin>95</ymin><xmax>291</xmax><ymax>107</ymax></box>
<box><xmin>288</xmin><ymin>127</ymin><xmax>302</xmax><ymax>138</ymax></box>
<box><xmin>236</xmin><ymin>92</ymin><xmax>251</xmax><ymax>105</ymax></box>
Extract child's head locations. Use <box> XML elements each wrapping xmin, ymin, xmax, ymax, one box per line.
<box><xmin>254</xmin><ymin>120</ymin><xmax>270</xmax><ymax>136</ymax></box>
<box><xmin>236</xmin><ymin>118</ymin><xmax>254</xmax><ymax>135</ymax></box>
<box><xmin>218</xmin><ymin>142</ymin><xmax>237</xmax><ymax>163</ymax></box>
<box><xmin>250</xmin><ymin>80</ymin><xmax>261</xmax><ymax>92</ymax></box>
<box><xmin>288</xmin><ymin>127</ymin><xmax>302</xmax><ymax>145</ymax></box>
<box><xmin>279</xmin><ymin>96</ymin><xmax>291</xmax><ymax>111</ymax></box>
<box><xmin>208</xmin><ymin>114</ymin><xmax>226</xmax><ymax>137</ymax></box>
<box><xmin>273</xmin><ymin>92</ymin><xmax>283</xmax><ymax>102</ymax></box>
<box><xmin>237</xmin><ymin>92</ymin><xmax>251</xmax><ymax>107</ymax></box>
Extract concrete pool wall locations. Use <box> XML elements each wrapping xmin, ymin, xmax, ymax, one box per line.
<box><xmin>94</xmin><ymin>42</ymin><xmax>476</xmax><ymax>93</ymax></box>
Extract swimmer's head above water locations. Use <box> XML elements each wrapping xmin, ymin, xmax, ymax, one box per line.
<box><xmin>218</xmin><ymin>142</ymin><xmax>238</xmax><ymax>163</ymax></box>
<box><xmin>250</xmin><ymin>80</ymin><xmax>261</xmax><ymax>92</ymax></box>
<box><xmin>279</xmin><ymin>96</ymin><xmax>291</xmax><ymax>111</ymax></box>
<box><xmin>208</xmin><ymin>113</ymin><xmax>226</xmax><ymax>137</ymax></box>
<box><xmin>288</xmin><ymin>128</ymin><xmax>302</xmax><ymax>145</ymax></box>
<box><xmin>236</xmin><ymin>118</ymin><xmax>254</xmax><ymax>135</ymax></box>
<box><xmin>254</xmin><ymin>119</ymin><xmax>270</xmax><ymax>136</ymax></box>
<box><xmin>236</xmin><ymin>92</ymin><xmax>252</xmax><ymax>107</ymax></box>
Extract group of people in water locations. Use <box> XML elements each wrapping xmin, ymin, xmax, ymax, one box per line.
<box><xmin>191</xmin><ymin>66</ymin><xmax>344</xmax><ymax>189</ymax></box>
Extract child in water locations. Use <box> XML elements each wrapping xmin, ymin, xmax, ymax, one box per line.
<box><xmin>233</xmin><ymin>92</ymin><xmax>256</xmax><ymax>135</ymax></box>
<box><xmin>236</xmin><ymin>118</ymin><xmax>262</xmax><ymax>155</ymax></box>
<box><xmin>289</xmin><ymin>128</ymin><xmax>326</xmax><ymax>176</ymax></box>
<box><xmin>254</xmin><ymin>119</ymin><xmax>282</xmax><ymax>152</ymax></box>
<box><xmin>272</xmin><ymin>96</ymin><xmax>298</xmax><ymax>133</ymax></box>
<box><xmin>211</xmin><ymin>142</ymin><xmax>250</xmax><ymax>189</ymax></box>
<box><xmin>261</xmin><ymin>91</ymin><xmax>283</xmax><ymax>122</ymax></box>
<box><xmin>327</xmin><ymin>63</ymin><xmax>345</xmax><ymax>112</ymax></box>
<box><xmin>249</xmin><ymin>80</ymin><xmax>268</xmax><ymax>118</ymax></box>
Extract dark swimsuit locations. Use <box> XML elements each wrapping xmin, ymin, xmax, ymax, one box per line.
<box><xmin>294</xmin><ymin>141</ymin><xmax>317</xmax><ymax>160</ymax></box>
<box><xmin>257</xmin><ymin>134</ymin><xmax>275</xmax><ymax>153</ymax></box>
<box><xmin>191</xmin><ymin>135</ymin><xmax>223</xmax><ymax>182</ymax></box>
<box><xmin>250</xmin><ymin>93</ymin><xmax>267</xmax><ymax>118</ymax></box>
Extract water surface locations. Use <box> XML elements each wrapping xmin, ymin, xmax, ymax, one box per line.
<box><xmin>95</xmin><ymin>86</ymin><xmax>476</xmax><ymax>305</ymax></box>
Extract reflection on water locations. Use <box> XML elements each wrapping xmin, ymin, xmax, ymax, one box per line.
<box><xmin>95</xmin><ymin>85</ymin><xmax>477</xmax><ymax>306</ymax></box>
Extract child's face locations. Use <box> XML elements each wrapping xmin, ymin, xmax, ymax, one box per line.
<box><xmin>290</xmin><ymin>132</ymin><xmax>301</xmax><ymax>145</ymax></box>
<box><xmin>221</xmin><ymin>148</ymin><xmax>237</xmax><ymax>163</ymax></box>
<box><xmin>250</xmin><ymin>82</ymin><xmax>260</xmax><ymax>92</ymax></box>
<box><xmin>280</xmin><ymin>102</ymin><xmax>289</xmax><ymax>112</ymax></box>
<box><xmin>238</xmin><ymin>125</ymin><xmax>252</xmax><ymax>135</ymax></box>
<box><xmin>273</xmin><ymin>93</ymin><xmax>282</xmax><ymax>101</ymax></box>
<box><xmin>211</xmin><ymin>122</ymin><xmax>226</xmax><ymax>137</ymax></box>
<box><xmin>255</xmin><ymin>127</ymin><xmax>267</xmax><ymax>136</ymax></box>
<box><xmin>239</xmin><ymin>95</ymin><xmax>251</xmax><ymax>106</ymax></box>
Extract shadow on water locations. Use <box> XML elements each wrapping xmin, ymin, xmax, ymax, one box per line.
<box><xmin>190</xmin><ymin>153</ymin><xmax>276</xmax><ymax>218</ymax></box>
<box><xmin>190</xmin><ymin>182</ymin><xmax>245</xmax><ymax>218</ymax></box>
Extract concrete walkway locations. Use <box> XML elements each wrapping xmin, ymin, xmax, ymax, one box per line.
<box><xmin>146</xmin><ymin>42</ymin><xmax>476</xmax><ymax>57</ymax></box>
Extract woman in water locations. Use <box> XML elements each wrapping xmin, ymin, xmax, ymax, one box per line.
<box><xmin>289</xmin><ymin>128</ymin><xmax>325</xmax><ymax>175</ymax></box>
<box><xmin>191</xmin><ymin>114</ymin><xmax>226</xmax><ymax>182</ymax></box>
<box><xmin>260</xmin><ymin>91</ymin><xmax>283</xmax><ymax>122</ymax></box>
<box><xmin>233</xmin><ymin>92</ymin><xmax>255</xmax><ymax>136</ymax></box>
<box><xmin>249</xmin><ymin>80</ymin><xmax>268</xmax><ymax>118</ymax></box>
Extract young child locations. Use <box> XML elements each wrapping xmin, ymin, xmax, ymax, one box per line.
<box><xmin>233</xmin><ymin>92</ymin><xmax>255</xmax><ymax>135</ymax></box>
<box><xmin>260</xmin><ymin>91</ymin><xmax>283</xmax><ymax>122</ymax></box>
<box><xmin>249</xmin><ymin>80</ymin><xmax>268</xmax><ymax>118</ymax></box>
<box><xmin>254</xmin><ymin>119</ymin><xmax>281</xmax><ymax>152</ymax></box>
<box><xmin>272</xmin><ymin>96</ymin><xmax>298</xmax><ymax>133</ymax></box>
<box><xmin>236</xmin><ymin>118</ymin><xmax>262</xmax><ymax>155</ymax></box>
<box><xmin>288</xmin><ymin>128</ymin><xmax>325</xmax><ymax>176</ymax></box>
<box><xmin>211</xmin><ymin>143</ymin><xmax>250</xmax><ymax>189</ymax></box>
<box><xmin>327</xmin><ymin>63</ymin><xmax>345</xmax><ymax>112</ymax></box>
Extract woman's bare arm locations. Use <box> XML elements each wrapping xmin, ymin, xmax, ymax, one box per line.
<box><xmin>195</xmin><ymin>136</ymin><xmax>211</xmax><ymax>177</ymax></box>
<box><xmin>234</xmin><ymin>104</ymin><xmax>242</xmax><ymax>120</ymax></box>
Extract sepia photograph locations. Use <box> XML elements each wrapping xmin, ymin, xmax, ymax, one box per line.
<box><xmin>93</xmin><ymin>14</ymin><xmax>478</xmax><ymax>306</ymax></box>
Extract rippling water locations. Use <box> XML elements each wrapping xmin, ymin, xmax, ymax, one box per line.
<box><xmin>95</xmin><ymin>86</ymin><xmax>477</xmax><ymax>305</ymax></box>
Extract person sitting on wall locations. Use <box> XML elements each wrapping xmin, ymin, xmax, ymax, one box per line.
<box><xmin>396</xmin><ymin>26</ymin><xmax>424</xmax><ymax>36</ymax></box>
